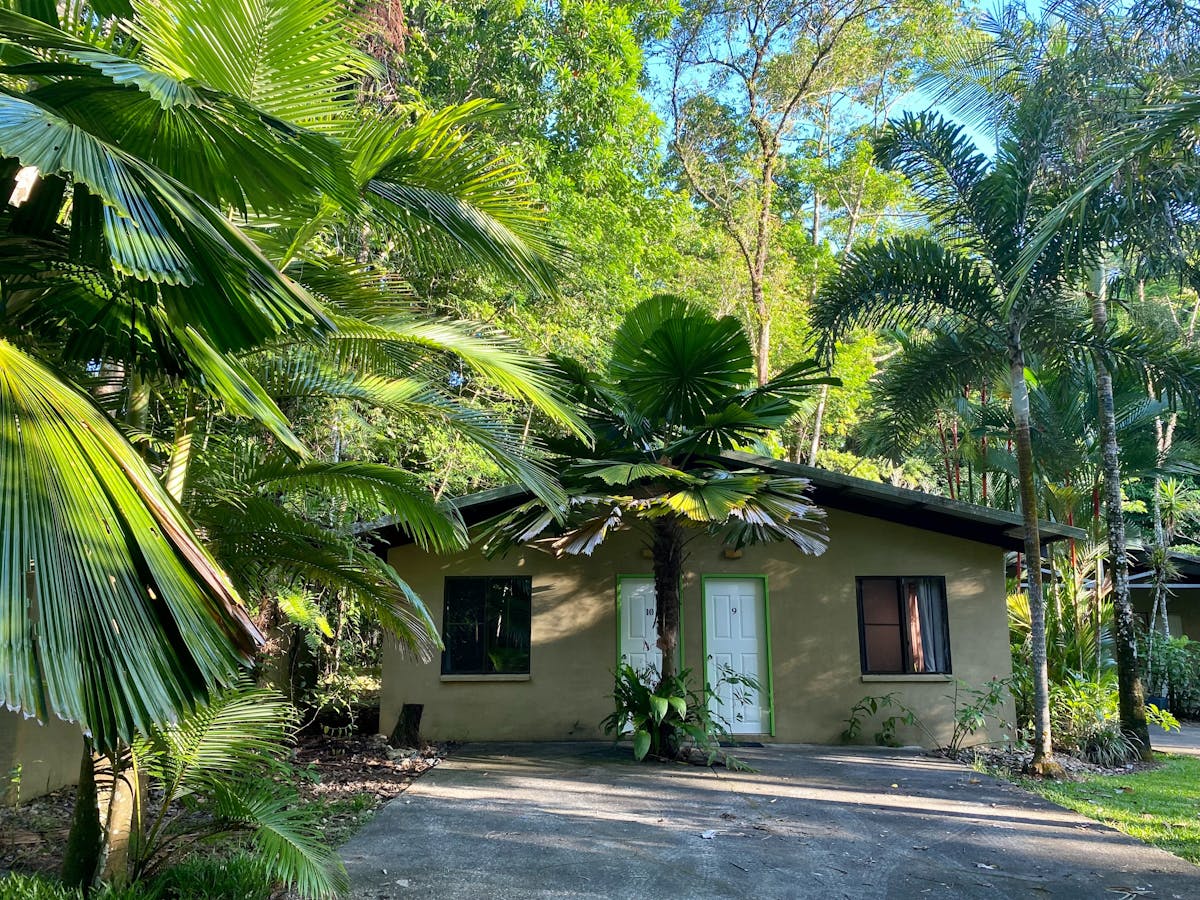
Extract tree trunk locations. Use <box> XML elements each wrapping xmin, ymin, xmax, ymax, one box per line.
<box><xmin>63</xmin><ymin>746</ymin><xmax>103</xmax><ymax>888</ymax></box>
<box><xmin>751</xmin><ymin>273</ymin><xmax>770</xmax><ymax>387</ymax></box>
<box><xmin>1090</xmin><ymin>272</ymin><xmax>1151</xmax><ymax>758</ymax></box>
<box><xmin>652</xmin><ymin>517</ymin><xmax>685</xmax><ymax>757</ymax></box>
<box><xmin>751</xmin><ymin>150</ymin><xmax>776</xmax><ymax>387</ymax></box>
<box><xmin>1007</xmin><ymin>324</ymin><xmax>1060</xmax><ymax>775</ymax></box>
<box><xmin>1148</xmin><ymin>476</ymin><xmax>1168</xmax><ymax>693</ymax></box>
<box><xmin>807</xmin><ymin>384</ymin><xmax>828</xmax><ymax>465</ymax></box>
<box><xmin>63</xmin><ymin>746</ymin><xmax>141</xmax><ymax>889</ymax></box>
<box><xmin>652</xmin><ymin>518</ymin><xmax>684</xmax><ymax>684</ymax></box>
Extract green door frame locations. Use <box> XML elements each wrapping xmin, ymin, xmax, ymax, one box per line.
<box><xmin>699</xmin><ymin>574</ymin><xmax>775</xmax><ymax>737</ymax></box>
<box><xmin>614</xmin><ymin>574</ymin><xmax>683</xmax><ymax>674</ymax></box>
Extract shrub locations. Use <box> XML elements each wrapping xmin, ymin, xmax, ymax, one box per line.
<box><xmin>129</xmin><ymin>682</ymin><xmax>348</xmax><ymax>898</ymax></box>
<box><xmin>152</xmin><ymin>851</ymin><xmax>275</xmax><ymax>900</ymax></box>
<box><xmin>0</xmin><ymin>853</ymin><xmax>275</xmax><ymax>900</ymax></box>
<box><xmin>1141</xmin><ymin>633</ymin><xmax>1200</xmax><ymax>717</ymax></box>
<box><xmin>0</xmin><ymin>873</ymin><xmax>155</xmax><ymax>900</ymax></box>
<box><xmin>601</xmin><ymin>663</ymin><xmax>757</xmax><ymax>767</ymax></box>
<box><xmin>1050</xmin><ymin>671</ymin><xmax>1180</xmax><ymax>764</ymax></box>
<box><xmin>842</xmin><ymin>678</ymin><xmax>1011</xmax><ymax>751</ymax></box>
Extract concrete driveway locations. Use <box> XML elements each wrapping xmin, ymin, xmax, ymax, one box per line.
<box><xmin>341</xmin><ymin>742</ymin><xmax>1200</xmax><ymax>899</ymax></box>
<box><xmin>1151</xmin><ymin>723</ymin><xmax>1200</xmax><ymax>757</ymax></box>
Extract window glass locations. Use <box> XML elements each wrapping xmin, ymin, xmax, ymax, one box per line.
<box><xmin>484</xmin><ymin>577</ymin><xmax>532</xmax><ymax>673</ymax></box>
<box><xmin>857</xmin><ymin>577</ymin><xmax>951</xmax><ymax>675</ymax></box>
<box><xmin>441</xmin><ymin>576</ymin><xmax>532</xmax><ymax>675</ymax></box>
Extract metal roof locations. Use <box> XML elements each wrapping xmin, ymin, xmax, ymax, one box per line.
<box><xmin>364</xmin><ymin>453</ymin><xmax>1084</xmax><ymax>553</ymax></box>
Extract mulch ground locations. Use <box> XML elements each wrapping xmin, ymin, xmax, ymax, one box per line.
<box><xmin>0</xmin><ymin>733</ymin><xmax>447</xmax><ymax>877</ymax></box>
<box><xmin>949</xmin><ymin>745</ymin><xmax>1162</xmax><ymax>779</ymax></box>
<box><xmin>292</xmin><ymin>733</ymin><xmax>446</xmax><ymax>803</ymax></box>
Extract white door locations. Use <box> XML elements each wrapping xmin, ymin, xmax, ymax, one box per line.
<box><xmin>619</xmin><ymin>577</ymin><xmax>662</xmax><ymax>676</ymax></box>
<box><xmin>704</xmin><ymin>578</ymin><xmax>769</xmax><ymax>734</ymax></box>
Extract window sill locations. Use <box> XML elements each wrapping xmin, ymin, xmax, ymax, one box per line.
<box><xmin>439</xmin><ymin>674</ymin><xmax>531</xmax><ymax>683</ymax></box>
<box><xmin>860</xmin><ymin>674</ymin><xmax>952</xmax><ymax>683</ymax></box>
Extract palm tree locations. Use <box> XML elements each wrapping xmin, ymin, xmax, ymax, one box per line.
<box><xmin>813</xmin><ymin>106</ymin><xmax>1096</xmax><ymax>773</ymax></box>
<box><xmin>0</xmin><ymin>0</ymin><xmax>578</xmax><ymax>750</ymax></box>
<box><xmin>483</xmin><ymin>294</ymin><xmax>832</xmax><ymax>755</ymax></box>
<box><xmin>958</xmin><ymin>0</ymin><xmax>1200</xmax><ymax>756</ymax></box>
<box><xmin>0</xmin><ymin>0</ymin><xmax>581</xmax><ymax>886</ymax></box>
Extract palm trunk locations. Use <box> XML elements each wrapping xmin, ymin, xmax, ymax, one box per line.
<box><xmin>652</xmin><ymin>517</ymin><xmax>684</xmax><ymax>757</ymax></box>
<box><xmin>1148</xmin><ymin>477</ymin><xmax>1168</xmax><ymax>692</ymax></box>
<box><xmin>807</xmin><ymin>384</ymin><xmax>828</xmax><ymax>465</ymax></box>
<box><xmin>1090</xmin><ymin>272</ymin><xmax>1151</xmax><ymax>758</ymax></box>
<box><xmin>63</xmin><ymin>746</ymin><xmax>102</xmax><ymax>888</ymax></box>
<box><xmin>1008</xmin><ymin>324</ymin><xmax>1059</xmax><ymax>774</ymax></box>
<box><xmin>63</xmin><ymin>746</ymin><xmax>141</xmax><ymax>889</ymax></box>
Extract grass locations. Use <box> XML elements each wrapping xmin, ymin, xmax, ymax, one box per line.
<box><xmin>313</xmin><ymin>792</ymin><xmax>378</xmax><ymax>845</ymax></box>
<box><xmin>1027</xmin><ymin>754</ymin><xmax>1200</xmax><ymax>864</ymax></box>
<box><xmin>0</xmin><ymin>792</ymin><xmax>379</xmax><ymax>900</ymax></box>
<box><xmin>0</xmin><ymin>852</ymin><xmax>269</xmax><ymax>899</ymax></box>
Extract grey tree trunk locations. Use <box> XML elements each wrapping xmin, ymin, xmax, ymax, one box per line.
<box><xmin>1090</xmin><ymin>272</ymin><xmax>1152</xmax><ymax>758</ymax></box>
<box><xmin>1147</xmin><ymin>479</ymin><xmax>1169</xmax><ymax>695</ymax></box>
<box><xmin>807</xmin><ymin>384</ymin><xmax>829</xmax><ymax>465</ymax></box>
<box><xmin>1007</xmin><ymin>324</ymin><xmax>1059</xmax><ymax>774</ymax></box>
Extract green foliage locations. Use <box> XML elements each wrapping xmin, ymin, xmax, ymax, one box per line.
<box><xmin>484</xmin><ymin>295</ymin><xmax>833</xmax><ymax>557</ymax></box>
<box><xmin>0</xmin><ymin>872</ymin><xmax>155</xmax><ymax>899</ymax></box>
<box><xmin>129</xmin><ymin>683</ymin><xmax>348</xmax><ymax>899</ymax></box>
<box><xmin>1048</xmin><ymin>671</ymin><xmax>1179</xmax><ymax>766</ymax></box>
<box><xmin>0</xmin><ymin>0</ymin><xmax>577</xmax><ymax>752</ymax></box>
<box><xmin>150</xmin><ymin>852</ymin><xmax>275</xmax><ymax>899</ymax></box>
<box><xmin>601</xmin><ymin>663</ymin><xmax>757</xmax><ymax>768</ymax></box>
<box><xmin>0</xmin><ymin>338</ymin><xmax>257</xmax><ymax>749</ymax></box>
<box><xmin>0</xmin><ymin>852</ymin><xmax>277</xmax><ymax>900</ymax></box>
<box><xmin>1141</xmin><ymin>634</ymin><xmax>1200</xmax><ymax>717</ymax></box>
<box><xmin>842</xmin><ymin>692</ymin><xmax>920</xmax><ymax>747</ymax></box>
<box><xmin>842</xmin><ymin>678</ymin><xmax>1011</xmax><ymax>752</ymax></box>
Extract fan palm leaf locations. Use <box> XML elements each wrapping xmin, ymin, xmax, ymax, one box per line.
<box><xmin>130</xmin><ymin>0</ymin><xmax>372</xmax><ymax>135</ymax></box>
<box><xmin>0</xmin><ymin>8</ymin><xmax>352</xmax><ymax>213</ymax></box>
<box><xmin>0</xmin><ymin>339</ymin><xmax>257</xmax><ymax>751</ymax></box>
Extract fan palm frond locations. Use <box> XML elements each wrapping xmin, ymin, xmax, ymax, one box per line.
<box><xmin>0</xmin><ymin>339</ymin><xmax>257</xmax><ymax>751</ymax></box>
<box><xmin>130</xmin><ymin>0</ymin><xmax>372</xmax><ymax>135</ymax></box>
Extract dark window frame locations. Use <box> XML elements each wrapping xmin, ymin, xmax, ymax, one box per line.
<box><xmin>855</xmin><ymin>576</ymin><xmax>952</xmax><ymax>675</ymax></box>
<box><xmin>440</xmin><ymin>575</ymin><xmax>532</xmax><ymax>676</ymax></box>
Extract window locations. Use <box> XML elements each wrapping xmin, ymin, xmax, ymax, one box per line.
<box><xmin>856</xmin><ymin>577</ymin><xmax>951</xmax><ymax>675</ymax></box>
<box><xmin>441</xmin><ymin>576</ymin><xmax>532</xmax><ymax>675</ymax></box>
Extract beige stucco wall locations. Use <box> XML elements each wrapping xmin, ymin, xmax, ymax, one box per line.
<box><xmin>0</xmin><ymin>709</ymin><xmax>82</xmax><ymax>804</ymax></box>
<box><xmin>1130</xmin><ymin>586</ymin><xmax>1200</xmax><ymax>640</ymax></box>
<box><xmin>381</xmin><ymin>508</ymin><xmax>1015</xmax><ymax>748</ymax></box>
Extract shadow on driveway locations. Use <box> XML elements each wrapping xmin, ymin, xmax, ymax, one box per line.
<box><xmin>341</xmin><ymin>742</ymin><xmax>1199</xmax><ymax>899</ymax></box>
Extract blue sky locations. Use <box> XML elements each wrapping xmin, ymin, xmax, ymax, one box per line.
<box><xmin>640</xmin><ymin>0</ymin><xmax>1055</xmax><ymax>160</ymax></box>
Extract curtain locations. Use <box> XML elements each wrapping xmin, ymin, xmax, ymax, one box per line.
<box><xmin>910</xmin><ymin>578</ymin><xmax>948</xmax><ymax>673</ymax></box>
